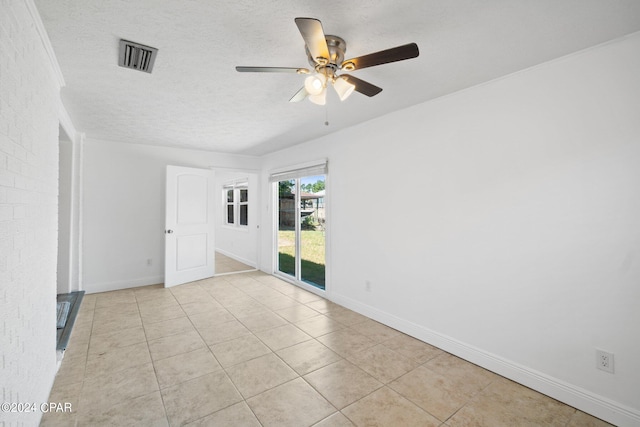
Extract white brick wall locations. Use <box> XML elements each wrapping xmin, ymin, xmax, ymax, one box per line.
<box><xmin>1</xmin><ymin>1</ymin><xmax>63</xmax><ymax>426</ymax></box>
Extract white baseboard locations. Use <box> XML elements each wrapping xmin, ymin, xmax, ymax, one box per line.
<box><xmin>56</xmin><ymin>350</ymin><xmax>64</xmax><ymax>371</ymax></box>
<box><xmin>214</xmin><ymin>249</ymin><xmax>257</xmax><ymax>269</ymax></box>
<box><xmin>84</xmin><ymin>275</ymin><xmax>164</xmax><ymax>294</ymax></box>
<box><xmin>330</xmin><ymin>293</ymin><xmax>640</xmax><ymax>427</ymax></box>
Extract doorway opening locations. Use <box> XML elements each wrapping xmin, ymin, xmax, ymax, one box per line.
<box><xmin>214</xmin><ymin>170</ymin><xmax>260</xmax><ymax>276</ymax></box>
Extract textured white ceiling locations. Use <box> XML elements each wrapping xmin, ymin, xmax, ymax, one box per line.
<box><xmin>35</xmin><ymin>0</ymin><xmax>640</xmax><ymax>156</ymax></box>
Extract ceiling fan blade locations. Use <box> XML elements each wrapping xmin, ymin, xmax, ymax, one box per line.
<box><xmin>236</xmin><ymin>66</ymin><xmax>309</xmax><ymax>73</ymax></box>
<box><xmin>295</xmin><ymin>18</ymin><xmax>329</xmax><ymax>63</ymax></box>
<box><xmin>341</xmin><ymin>75</ymin><xmax>383</xmax><ymax>97</ymax></box>
<box><xmin>342</xmin><ymin>43</ymin><xmax>419</xmax><ymax>71</ymax></box>
<box><xmin>289</xmin><ymin>87</ymin><xmax>308</xmax><ymax>103</ymax></box>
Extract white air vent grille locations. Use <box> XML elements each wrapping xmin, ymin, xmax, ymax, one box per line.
<box><xmin>118</xmin><ymin>40</ymin><xmax>158</xmax><ymax>73</ymax></box>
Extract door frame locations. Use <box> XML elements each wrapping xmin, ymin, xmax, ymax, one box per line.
<box><xmin>57</xmin><ymin>104</ymin><xmax>83</xmax><ymax>294</ymax></box>
<box><xmin>270</xmin><ymin>160</ymin><xmax>329</xmax><ymax>295</ymax></box>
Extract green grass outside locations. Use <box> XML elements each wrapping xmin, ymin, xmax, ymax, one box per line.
<box><xmin>278</xmin><ymin>230</ymin><xmax>325</xmax><ymax>289</ymax></box>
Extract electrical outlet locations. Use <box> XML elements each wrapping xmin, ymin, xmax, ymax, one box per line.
<box><xmin>365</xmin><ymin>280</ymin><xmax>372</xmax><ymax>292</ymax></box>
<box><xmin>596</xmin><ymin>349</ymin><xmax>614</xmax><ymax>373</ymax></box>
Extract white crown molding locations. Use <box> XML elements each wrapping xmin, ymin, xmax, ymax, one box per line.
<box><xmin>25</xmin><ymin>0</ymin><xmax>65</xmax><ymax>87</ymax></box>
<box><xmin>330</xmin><ymin>292</ymin><xmax>640</xmax><ymax>427</ymax></box>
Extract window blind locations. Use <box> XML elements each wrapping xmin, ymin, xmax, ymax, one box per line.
<box><xmin>268</xmin><ymin>161</ymin><xmax>327</xmax><ymax>183</ymax></box>
<box><xmin>223</xmin><ymin>180</ymin><xmax>248</xmax><ymax>189</ymax></box>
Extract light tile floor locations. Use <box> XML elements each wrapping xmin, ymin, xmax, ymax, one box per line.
<box><xmin>215</xmin><ymin>252</ymin><xmax>255</xmax><ymax>275</ymax></box>
<box><xmin>41</xmin><ymin>272</ymin><xmax>613</xmax><ymax>426</ymax></box>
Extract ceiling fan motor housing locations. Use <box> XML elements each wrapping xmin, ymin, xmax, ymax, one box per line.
<box><xmin>306</xmin><ymin>35</ymin><xmax>346</xmax><ymax>72</ymax></box>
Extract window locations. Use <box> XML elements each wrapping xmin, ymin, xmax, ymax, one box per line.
<box><xmin>223</xmin><ymin>181</ymin><xmax>248</xmax><ymax>227</ymax></box>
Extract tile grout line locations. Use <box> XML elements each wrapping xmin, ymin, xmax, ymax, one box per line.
<box><xmin>169</xmin><ymin>276</ymin><xmax>275</xmax><ymax>426</ymax></box>
<box><xmin>193</xmin><ymin>275</ymin><xmax>349</xmax><ymax>426</ymax></box>
<box><xmin>47</xmin><ymin>274</ymin><xmax>604</xmax><ymax>427</ymax></box>
<box><xmin>135</xmin><ymin>290</ymin><xmax>171</xmax><ymax>427</ymax></box>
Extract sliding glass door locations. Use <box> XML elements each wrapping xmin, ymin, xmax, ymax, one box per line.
<box><xmin>277</xmin><ymin>179</ymin><xmax>296</xmax><ymax>278</ymax></box>
<box><xmin>300</xmin><ymin>174</ymin><xmax>325</xmax><ymax>288</ymax></box>
<box><xmin>276</xmin><ymin>171</ymin><xmax>326</xmax><ymax>290</ymax></box>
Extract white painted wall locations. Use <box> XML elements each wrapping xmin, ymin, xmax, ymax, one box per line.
<box><xmin>57</xmin><ymin>131</ymin><xmax>72</xmax><ymax>294</ymax></box>
<box><xmin>81</xmin><ymin>139</ymin><xmax>260</xmax><ymax>293</ymax></box>
<box><xmin>0</xmin><ymin>2</ymin><xmax>64</xmax><ymax>425</ymax></box>
<box><xmin>215</xmin><ymin>170</ymin><xmax>260</xmax><ymax>267</ymax></box>
<box><xmin>259</xmin><ymin>33</ymin><xmax>640</xmax><ymax>425</ymax></box>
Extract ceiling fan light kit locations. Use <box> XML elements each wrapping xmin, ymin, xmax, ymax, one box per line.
<box><xmin>236</xmin><ymin>17</ymin><xmax>419</xmax><ymax>105</ymax></box>
<box><xmin>308</xmin><ymin>91</ymin><xmax>327</xmax><ymax>106</ymax></box>
<box><xmin>304</xmin><ymin>73</ymin><xmax>326</xmax><ymax>95</ymax></box>
<box><xmin>303</xmin><ymin>71</ymin><xmax>355</xmax><ymax>104</ymax></box>
<box><xmin>333</xmin><ymin>76</ymin><xmax>356</xmax><ymax>101</ymax></box>
<box><xmin>305</xmin><ymin>73</ymin><xmax>328</xmax><ymax>105</ymax></box>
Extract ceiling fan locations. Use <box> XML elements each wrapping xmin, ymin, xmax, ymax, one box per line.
<box><xmin>236</xmin><ymin>17</ymin><xmax>419</xmax><ymax>105</ymax></box>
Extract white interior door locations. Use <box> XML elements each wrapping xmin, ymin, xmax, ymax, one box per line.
<box><xmin>165</xmin><ymin>165</ymin><xmax>215</xmax><ymax>287</ymax></box>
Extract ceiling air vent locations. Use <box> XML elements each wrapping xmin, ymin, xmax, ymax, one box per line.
<box><xmin>118</xmin><ymin>39</ymin><xmax>158</xmax><ymax>73</ymax></box>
